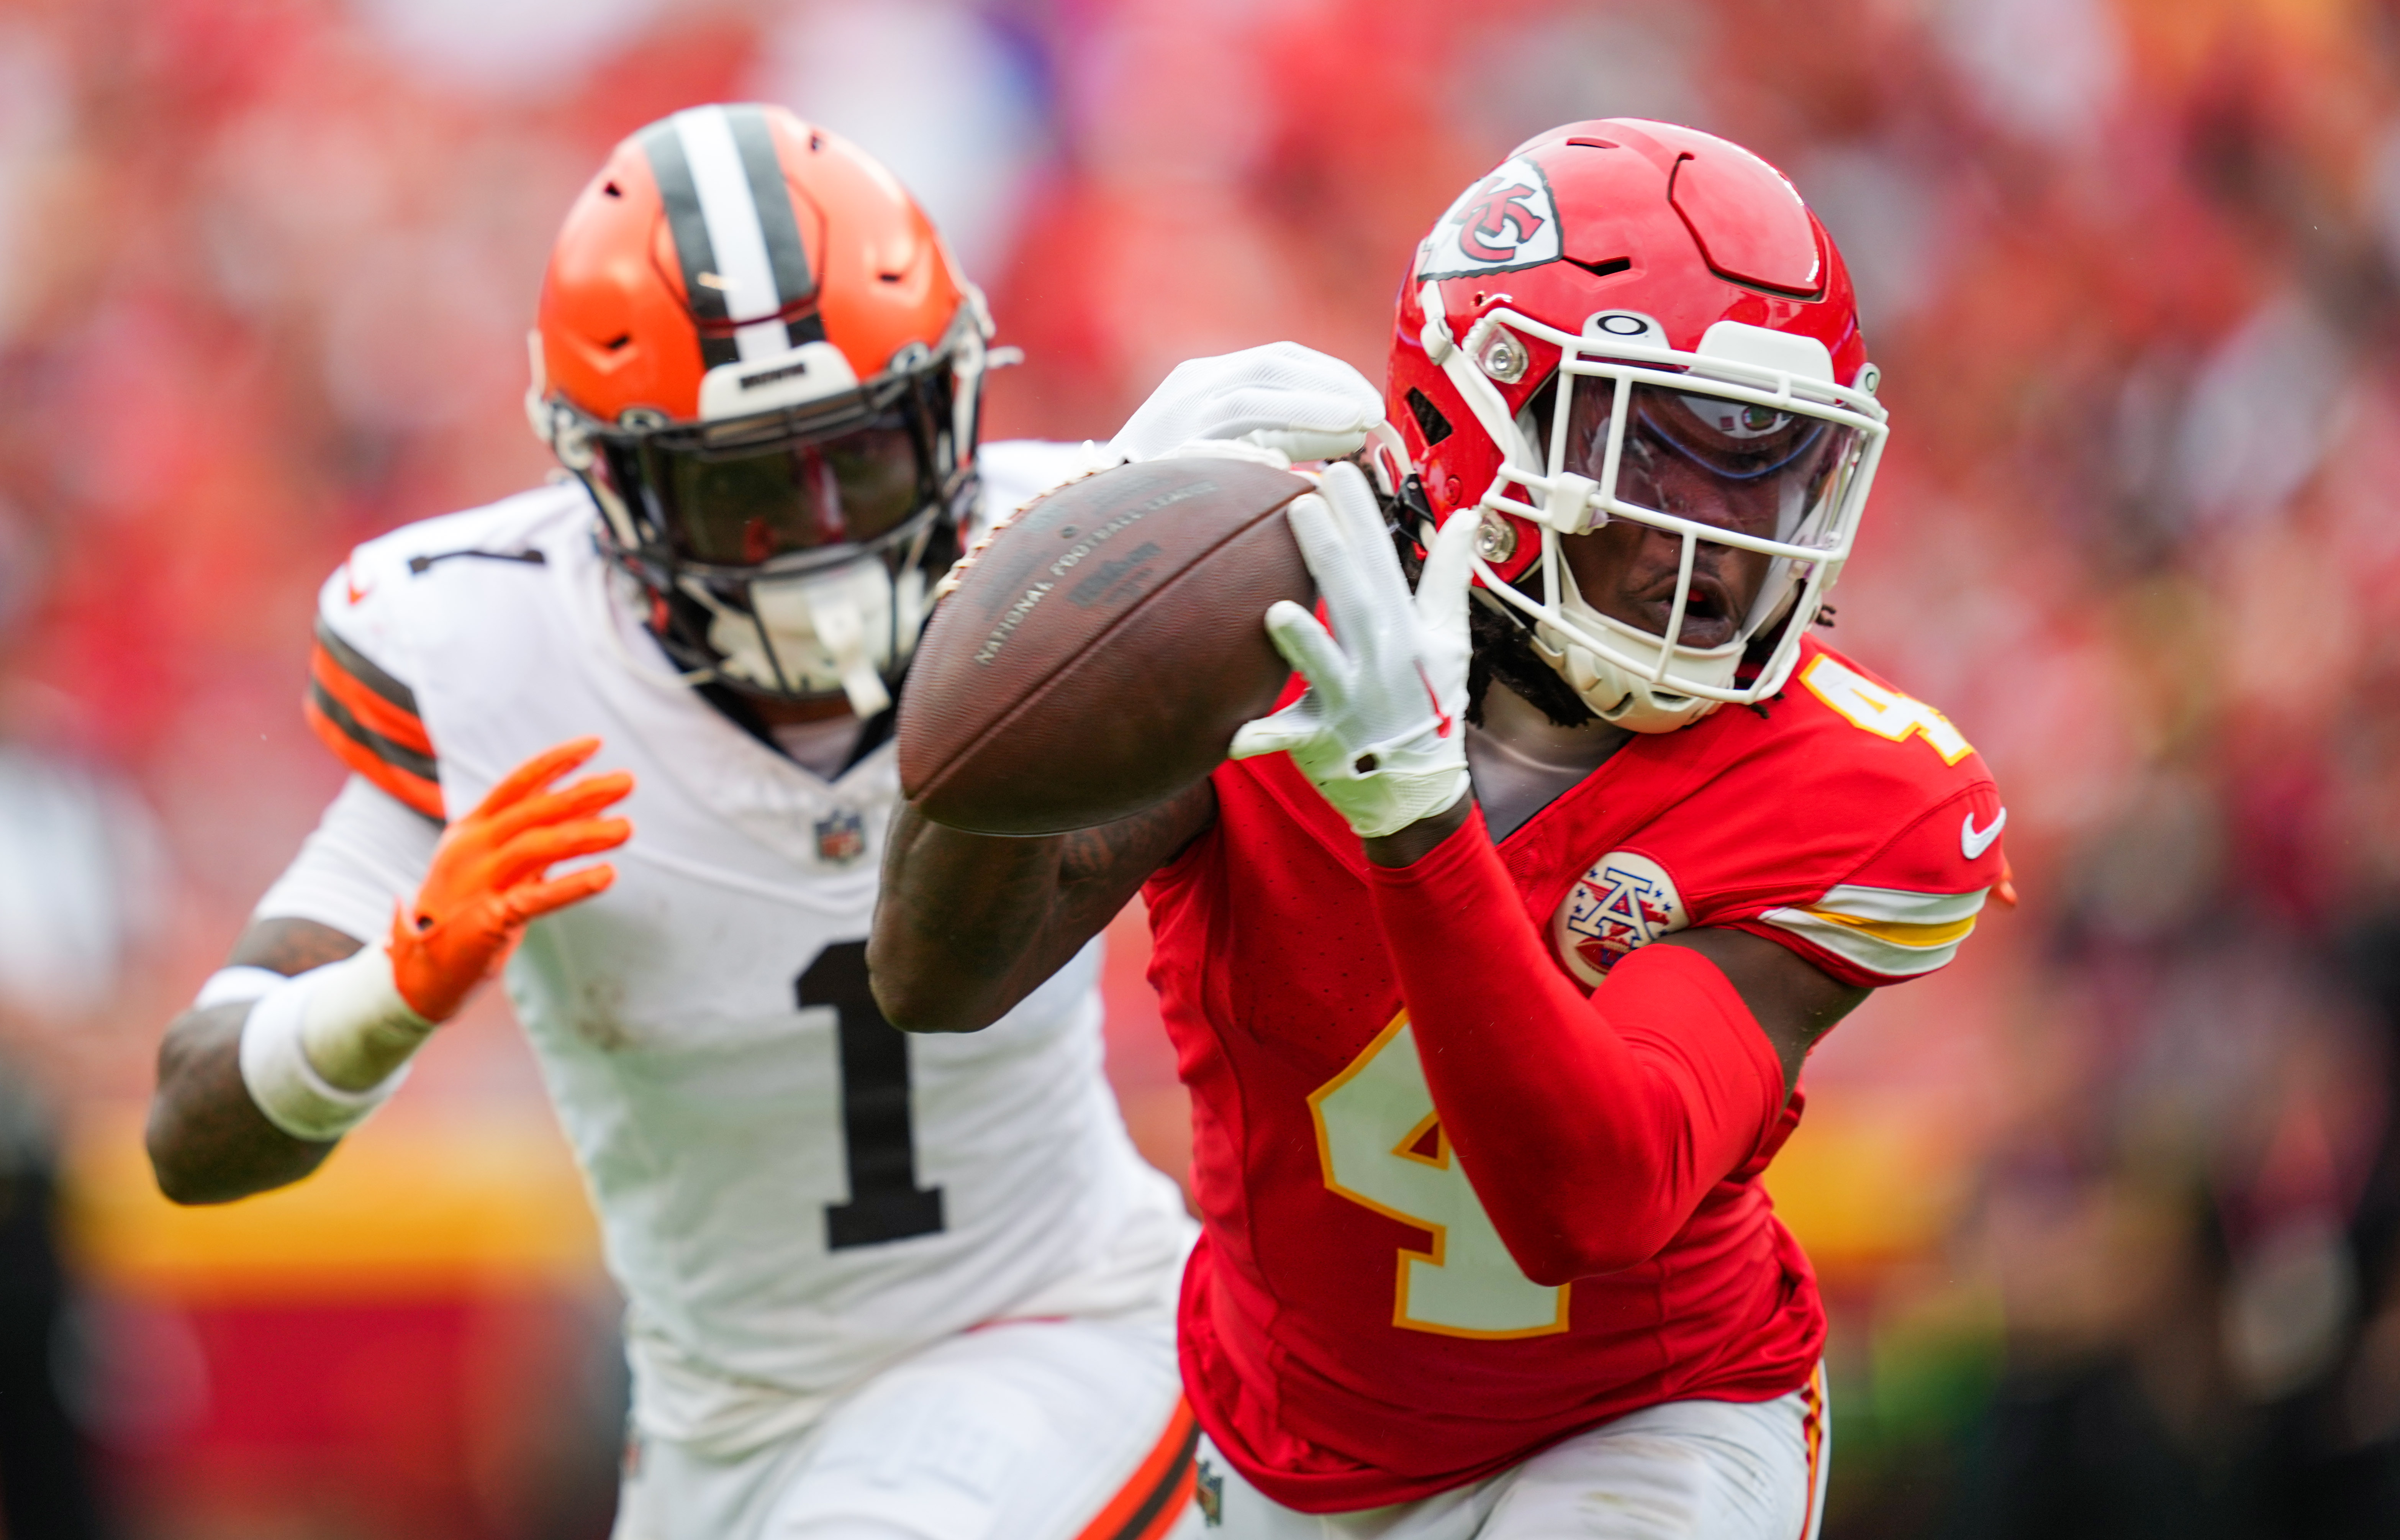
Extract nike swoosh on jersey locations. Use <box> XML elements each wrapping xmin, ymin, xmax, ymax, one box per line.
<box><xmin>1961</xmin><ymin>808</ymin><xmax>2006</xmax><ymax>860</ymax></box>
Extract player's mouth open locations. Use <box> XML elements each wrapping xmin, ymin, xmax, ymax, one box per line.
<box><xmin>1622</xmin><ymin>572</ymin><xmax>1739</xmax><ymax>649</ymax></box>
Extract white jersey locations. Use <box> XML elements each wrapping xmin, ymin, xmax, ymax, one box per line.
<box><xmin>261</xmin><ymin>448</ymin><xmax>1189</xmax><ymax>1459</ymax></box>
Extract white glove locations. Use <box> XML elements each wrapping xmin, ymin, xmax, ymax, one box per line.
<box><xmin>1106</xmin><ymin>342</ymin><xmax>1387</xmax><ymax>465</ymax></box>
<box><xmin>1230</xmin><ymin>462</ymin><xmax>1477</xmax><ymax>840</ymax></box>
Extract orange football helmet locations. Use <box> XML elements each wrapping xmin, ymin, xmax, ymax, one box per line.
<box><xmin>527</xmin><ymin>103</ymin><xmax>992</xmax><ymax>714</ymax></box>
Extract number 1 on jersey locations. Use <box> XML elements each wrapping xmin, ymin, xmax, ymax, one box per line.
<box><xmin>1311</xmin><ymin>1016</ymin><xmax>1569</xmax><ymax>1338</ymax></box>
<box><xmin>798</xmin><ymin>942</ymin><xmax>945</xmax><ymax>1250</ymax></box>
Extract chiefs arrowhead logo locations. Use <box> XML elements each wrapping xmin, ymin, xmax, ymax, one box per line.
<box><xmin>1419</xmin><ymin>155</ymin><xmax>1565</xmax><ymax>280</ymax></box>
<box><xmin>1552</xmin><ymin>849</ymin><xmax>1687</xmax><ymax>987</ymax></box>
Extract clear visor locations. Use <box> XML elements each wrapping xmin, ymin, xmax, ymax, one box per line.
<box><xmin>600</xmin><ymin>408</ymin><xmax>931</xmax><ymax>568</ymax></box>
<box><xmin>1551</xmin><ymin>380</ymin><xmax>1863</xmax><ymax>555</ymax></box>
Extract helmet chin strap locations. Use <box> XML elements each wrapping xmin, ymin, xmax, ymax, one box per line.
<box><xmin>1529</xmin><ymin>623</ymin><xmax>1733</xmax><ymax>733</ymax></box>
<box><xmin>749</xmin><ymin>580</ymin><xmax>892</xmax><ymax>718</ymax></box>
<box><xmin>1530</xmin><ymin>556</ymin><xmax>1740</xmax><ymax>733</ymax></box>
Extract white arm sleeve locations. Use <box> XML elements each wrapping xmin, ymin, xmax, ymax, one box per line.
<box><xmin>252</xmin><ymin>775</ymin><xmax>441</xmax><ymax>943</ymax></box>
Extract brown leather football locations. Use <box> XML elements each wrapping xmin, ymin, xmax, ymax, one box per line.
<box><xmin>898</xmin><ymin>457</ymin><xmax>1314</xmax><ymax>835</ymax></box>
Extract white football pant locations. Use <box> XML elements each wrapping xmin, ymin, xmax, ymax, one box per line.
<box><xmin>1189</xmin><ymin>1367</ymin><xmax>1827</xmax><ymax>1540</ymax></box>
<box><xmin>613</xmin><ymin>1313</ymin><xmax>1201</xmax><ymax>1540</ymax></box>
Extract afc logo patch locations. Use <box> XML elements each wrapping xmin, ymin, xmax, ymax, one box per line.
<box><xmin>1417</xmin><ymin>153</ymin><xmax>1564</xmax><ymax>279</ymax></box>
<box><xmin>813</xmin><ymin>808</ymin><xmax>867</xmax><ymax>867</ymax></box>
<box><xmin>1553</xmin><ymin>849</ymin><xmax>1687</xmax><ymax>987</ymax></box>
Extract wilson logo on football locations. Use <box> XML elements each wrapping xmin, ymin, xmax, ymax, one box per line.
<box><xmin>1418</xmin><ymin>156</ymin><xmax>1564</xmax><ymax>279</ymax></box>
<box><xmin>1552</xmin><ymin>850</ymin><xmax>1687</xmax><ymax>987</ymax></box>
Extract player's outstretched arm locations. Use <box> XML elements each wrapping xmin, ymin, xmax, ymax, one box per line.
<box><xmin>148</xmin><ymin>918</ymin><xmax>365</xmax><ymax>1204</ymax></box>
<box><xmin>869</xmin><ymin>781</ymin><xmax>1216</xmax><ymax>1034</ymax></box>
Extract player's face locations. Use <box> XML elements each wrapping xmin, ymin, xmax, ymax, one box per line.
<box><xmin>1559</xmin><ymin>511</ymin><xmax>1769</xmax><ymax>651</ymax></box>
<box><xmin>1544</xmin><ymin>383</ymin><xmax>1843</xmax><ymax>647</ymax></box>
<box><xmin>598</xmin><ymin>412</ymin><xmax>926</xmax><ymax>569</ymax></box>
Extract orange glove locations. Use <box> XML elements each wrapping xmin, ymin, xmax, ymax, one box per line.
<box><xmin>389</xmin><ymin>737</ymin><xmax>633</xmax><ymax>1022</ymax></box>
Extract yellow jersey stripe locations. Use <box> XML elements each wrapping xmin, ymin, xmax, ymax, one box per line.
<box><xmin>1758</xmin><ymin>907</ymin><xmax>1972</xmax><ymax>978</ymax></box>
<box><xmin>1795</xmin><ymin>909</ymin><xmax>1979</xmax><ymax>949</ymax></box>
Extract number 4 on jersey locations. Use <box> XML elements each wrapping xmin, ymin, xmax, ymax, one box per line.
<box><xmin>1800</xmin><ymin>654</ymin><xmax>1973</xmax><ymax>765</ymax></box>
<box><xmin>1311</xmin><ymin>1016</ymin><xmax>1569</xmax><ymax>1339</ymax></box>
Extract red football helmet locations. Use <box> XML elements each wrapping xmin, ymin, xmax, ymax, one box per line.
<box><xmin>527</xmin><ymin>104</ymin><xmax>990</xmax><ymax>715</ymax></box>
<box><xmin>1383</xmin><ymin>120</ymin><xmax>1887</xmax><ymax>732</ymax></box>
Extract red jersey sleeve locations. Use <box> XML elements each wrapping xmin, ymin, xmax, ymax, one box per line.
<box><xmin>1719</xmin><ymin>776</ymin><xmax>2005</xmax><ymax>988</ymax></box>
<box><xmin>1368</xmin><ymin>808</ymin><xmax>1789</xmax><ymax>1284</ymax></box>
<box><xmin>1667</xmin><ymin>647</ymin><xmax>2008</xmax><ymax>990</ymax></box>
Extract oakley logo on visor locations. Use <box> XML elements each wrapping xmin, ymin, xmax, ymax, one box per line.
<box><xmin>1678</xmin><ymin>395</ymin><xmax>1794</xmax><ymax>441</ymax></box>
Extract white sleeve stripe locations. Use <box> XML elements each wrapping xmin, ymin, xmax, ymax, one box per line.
<box><xmin>1806</xmin><ymin>883</ymin><xmax>1989</xmax><ymax>925</ymax></box>
<box><xmin>1758</xmin><ymin>907</ymin><xmax>1970</xmax><ymax>978</ymax></box>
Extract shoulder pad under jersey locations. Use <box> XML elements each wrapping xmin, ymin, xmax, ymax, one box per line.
<box><xmin>305</xmin><ymin>485</ymin><xmax>588</xmax><ymax>821</ymax></box>
<box><xmin>1710</xmin><ymin>643</ymin><xmax>2007</xmax><ymax>988</ymax></box>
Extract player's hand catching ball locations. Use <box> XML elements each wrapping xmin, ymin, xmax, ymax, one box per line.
<box><xmin>1230</xmin><ymin>462</ymin><xmax>1476</xmax><ymax>840</ymax></box>
<box><xmin>388</xmin><ymin>737</ymin><xmax>633</xmax><ymax>1022</ymax></box>
<box><xmin>1106</xmin><ymin>342</ymin><xmax>1387</xmax><ymax>466</ymax></box>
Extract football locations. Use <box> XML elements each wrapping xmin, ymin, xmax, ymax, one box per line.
<box><xmin>899</xmin><ymin>457</ymin><xmax>1315</xmax><ymax>835</ymax></box>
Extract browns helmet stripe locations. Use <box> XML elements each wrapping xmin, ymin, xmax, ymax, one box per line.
<box><xmin>636</xmin><ymin>117</ymin><xmax>741</xmax><ymax>370</ymax></box>
<box><xmin>668</xmin><ymin>106</ymin><xmax>818</xmax><ymax>365</ymax></box>
<box><xmin>724</xmin><ymin>104</ymin><xmax>827</xmax><ymax>348</ymax></box>
<box><xmin>541</xmin><ymin>104</ymin><xmax>965</xmax><ymax>426</ymax></box>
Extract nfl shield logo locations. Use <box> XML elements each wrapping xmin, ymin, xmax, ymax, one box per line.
<box><xmin>1194</xmin><ymin>1458</ymin><xmax>1224</xmax><ymax>1527</ymax></box>
<box><xmin>814</xmin><ymin>808</ymin><xmax>866</xmax><ymax>867</ymax></box>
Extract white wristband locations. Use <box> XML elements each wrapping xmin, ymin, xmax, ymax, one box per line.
<box><xmin>195</xmin><ymin>965</ymin><xmax>287</xmax><ymax>1009</ymax></box>
<box><xmin>236</xmin><ymin>949</ymin><xmax>429</xmax><ymax>1142</ymax></box>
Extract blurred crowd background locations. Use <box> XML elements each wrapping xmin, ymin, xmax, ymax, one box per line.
<box><xmin>0</xmin><ymin>0</ymin><xmax>2394</xmax><ymax>1534</ymax></box>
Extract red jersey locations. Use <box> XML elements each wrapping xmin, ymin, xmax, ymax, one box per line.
<box><xmin>1144</xmin><ymin>636</ymin><xmax>2004</xmax><ymax>1511</ymax></box>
